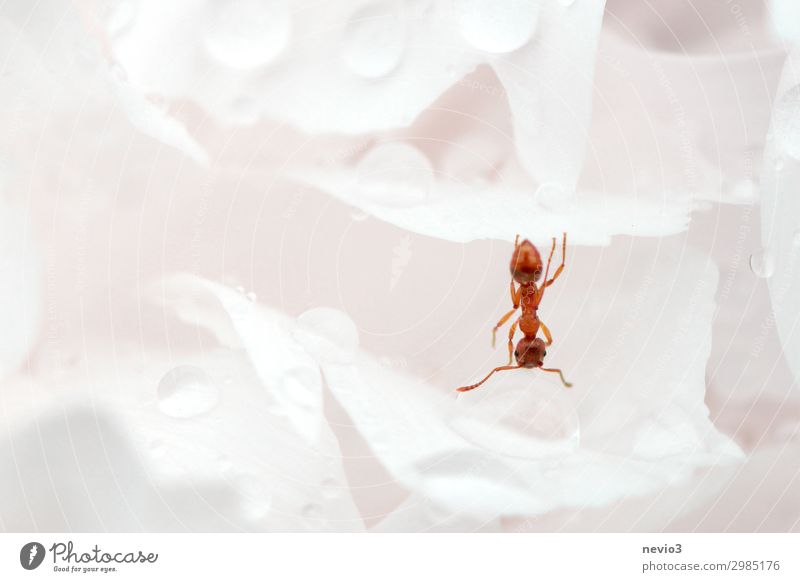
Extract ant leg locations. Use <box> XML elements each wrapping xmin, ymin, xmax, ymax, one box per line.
<box><xmin>492</xmin><ymin>308</ymin><xmax>518</xmax><ymax>348</ymax></box>
<box><xmin>514</xmin><ymin>234</ymin><xmax>520</xmax><ymax>249</ymax></box>
<box><xmin>539</xmin><ymin>367</ymin><xmax>573</xmax><ymax>388</ymax></box>
<box><xmin>543</xmin><ymin>232</ymin><xmax>567</xmax><ymax>289</ymax></box>
<box><xmin>492</xmin><ymin>283</ymin><xmax>520</xmax><ymax>347</ymax></box>
<box><xmin>457</xmin><ymin>365</ymin><xmax>521</xmax><ymax>392</ymax></box>
<box><xmin>539</xmin><ymin>320</ymin><xmax>553</xmax><ymax>346</ymax></box>
<box><xmin>506</xmin><ymin>318</ymin><xmax>520</xmax><ymax>365</ymax></box>
<box><xmin>509</xmin><ymin>279</ymin><xmax>520</xmax><ymax>306</ymax></box>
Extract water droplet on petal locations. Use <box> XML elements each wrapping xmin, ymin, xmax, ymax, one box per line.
<box><xmin>157</xmin><ymin>366</ymin><xmax>219</xmax><ymax>418</ymax></box>
<box><xmin>246</xmin><ymin>291</ymin><xmax>257</xmax><ymax>302</ymax></box>
<box><xmin>356</xmin><ymin>143</ymin><xmax>434</xmax><ymax>207</ymax></box>
<box><xmin>343</xmin><ymin>2</ymin><xmax>406</xmax><ymax>79</ymax></box>
<box><xmin>203</xmin><ymin>0</ymin><xmax>291</xmax><ymax>70</ymax></box>
<box><xmin>294</xmin><ymin>307</ymin><xmax>359</xmax><ymax>363</ymax></box>
<box><xmin>350</xmin><ymin>209</ymin><xmax>369</xmax><ymax>221</ymax></box>
<box><xmin>749</xmin><ymin>248</ymin><xmax>776</xmax><ymax>279</ymax></box>
<box><xmin>456</xmin><ymin>0</ymin><xmax>540</xmax><ymax>53</ymax></box>
<box><xmin>448</xmin><ymin>380</ymin><xmax>580</xmax><ymax>459</ymax></box>
<box><xmin>235</xmin><ymin>285</ymin><xmax>246</xmax><ymax>294</ymax></box>
<box><xmin>535</xmin><ymin>182</ymin><xmax>573</xmax><ymax>212</ymax></box>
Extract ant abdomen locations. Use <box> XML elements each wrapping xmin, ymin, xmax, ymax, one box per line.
<box><xmin>510</xmin><ymin>239</ymin><xmax>543</xmax><ymax>283</ymax></box>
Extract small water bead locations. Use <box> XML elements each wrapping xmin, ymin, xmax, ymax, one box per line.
<box><xmin>203</xmin><ymin>0</ymin><xmax>291</xmax><ymax>70</ymax></box>
<box><xmin>749</xmin><ymin>248</ymin><xmax>776</xmax><ymax>279</ymax></box>
<box><xmin>343</xmin><ymin>2</ymin><xmax>407</xmax><ymax>79</ymax></box>
<box><xmin>457</xmin><ymin>0</ymin><xmax>540</xmax><ymax>54</ymax></box>
<box><xmin>356</xmin><ymin>143</ymin><xmax>434</xmax><ymax>207</ymax></box>
<box><xmin>535</xmin><ymin>182</ymin><xmax>574</xmax><ymax>212</ymax></box>
<box><xmin>157</xmin><ymin>366</ymin><xmax>219</xmax><ymax>418</ymax></box>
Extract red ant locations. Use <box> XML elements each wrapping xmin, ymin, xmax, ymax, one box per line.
<box><xmin>456</xmin><ymin>233</ymin><xmax>572</xmax><ymax>392</ymax></box>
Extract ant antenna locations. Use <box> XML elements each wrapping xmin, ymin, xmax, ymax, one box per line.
<box><xmin>456</xmin><ymin>365</ymin><xmax>521</xmax><ymax>392</ymax></box>
<box><xmin>540</xmin><ymin>367</ymin><xmax>573</xmax><ymax>388</ymax></box>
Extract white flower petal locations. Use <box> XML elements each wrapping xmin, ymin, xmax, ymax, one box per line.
<box><xmin>0</xmin><ymin>198</ymin><xmax>41</xmax><ymax>381</ymax></box>
<box><xmin>314</xmin><ymin>237</ymin><xmax>741</xmax><ymax>518</ymax></box>
<box><xmin>761</xmin><ymin>49</ymin><xmax>800</xmax><ymax>390</ymax></box>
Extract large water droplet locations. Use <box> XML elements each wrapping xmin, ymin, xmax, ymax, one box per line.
<box><xmin>157</xmin><ymin>366</ymin><xmax>219</xmax><ymax>418</ymax></box>
<box><xmin>203</xmin><ymin>0</ymin><xmax>291</xmax><ymax>70</ymax></box>
<box><xmin>356</xmin><ymin>143</ymin><xmax>434</xmax><ymax>207</ymax></box>
<box><xmin>294</xmin><ymin>307</ymin><xmax>359</xmax><ymax>363</ymax></box>
<box><xmin>535</xmin><ymin>182</ymin><xmax>573</xmax><ymax>212</ymax></box>
<box><xmin>448</xmin><ymin>380</ymin><xmax>580</xmax><ymax>459</ymax></box>
<box><xmin>749</xmin><ymin>248</ymin><xmax>776</xmax><ymax>279</ymax></box>
<box><xmin>456</xmin><ymin>0</ymin><xmax>540</xmax><ymax>54</ymax></box>
<box><xmin>343</xmin><ymin>2</ymin><xmax>406</xmax><ymax>79</ymax></box>
<box><xmin>773</xmin><ymin>85</ymin><xmax>800</xmax><ymax>160</ymax></box>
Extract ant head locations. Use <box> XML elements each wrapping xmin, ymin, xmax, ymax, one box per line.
<box><xmin>510</xmin><ymin>239</ymin><xmax>543</xmax><ymax>283</ymax></box>
<box><xmin>514</xmin><ymin>337</ymin><xmax>546</xmax><ymax>369</ymax></box>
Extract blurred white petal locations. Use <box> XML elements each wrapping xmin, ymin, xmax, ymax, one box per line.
<box><xmin>0</xmin><ymin>198</ymin><xmax>41</xmax><ymax>381</ymax></box>
<box><xmin>311</xmin><ymin>238</ymin><xmax>741</xmax><ymax>518</ymax></box>
<box><xmin>760</xmin><ymin>49</ymin><xmax>800</xmax><ymax>390</ymax></box>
